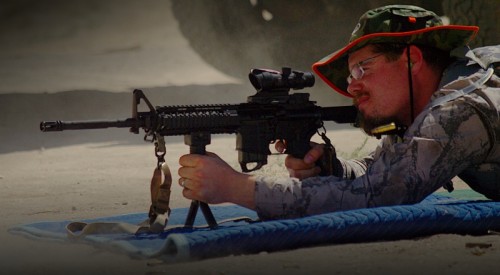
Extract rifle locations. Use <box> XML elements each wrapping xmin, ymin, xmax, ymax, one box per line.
<box><xmin>40</xmin><ymin>67</ymin><xmax>357</xmax><ymax>230</ymax></box>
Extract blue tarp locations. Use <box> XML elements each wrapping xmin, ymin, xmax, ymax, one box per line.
<box><xmin>10</xmin><ymin>194</ymin><xmax>500</xmax><ymax>262</ymax></box>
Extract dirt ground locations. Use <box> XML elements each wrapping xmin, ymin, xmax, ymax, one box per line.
<box><xmin>0</xmin><ymin>1</ymin><xmax>498</xmax><ymax>274</ymax></box>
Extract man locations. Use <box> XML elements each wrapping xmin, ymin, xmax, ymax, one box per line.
<box><xmin>178</xmin><ymin>5</ymin><xmax>500</xmax><ymax>219</ymax></box>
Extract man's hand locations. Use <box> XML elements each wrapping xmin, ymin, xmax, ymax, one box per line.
<box><xmin>178</xmin><ymin>152</ymin><xmax>256</xmax><ymax>209</ymax></box>
<box><xmin>275</xmin><ymin>141</ymin><xmax>325</xmax><ymax>180</ymax></box>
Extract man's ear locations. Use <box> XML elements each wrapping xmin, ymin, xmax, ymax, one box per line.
<box><xmin>406</xmin><ymin>45</ymin><xmax>423</xmax><ymax>73</ymax></box>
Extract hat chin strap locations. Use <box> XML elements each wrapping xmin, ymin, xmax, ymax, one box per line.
<box><xmin>406</xmin><ymin>45</ymin><xmax>415</xmax><ymax>123</ymax></box>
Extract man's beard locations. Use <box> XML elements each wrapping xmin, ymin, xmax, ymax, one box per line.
<box><xmin>357</xmin><ymin>111</ymin><xmax>401</xmax><ymax>136</ymax></box>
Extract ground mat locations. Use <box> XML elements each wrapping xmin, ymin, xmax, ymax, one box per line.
<box><xmin>10</xmin><ymin>191</ymin><xmax>500</xmax><ymax>262</ymax></box>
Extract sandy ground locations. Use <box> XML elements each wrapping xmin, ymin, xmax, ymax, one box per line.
<box><xmin>0</xmin><ymin>1</ymin><xmax>499</xmax><ymax>274</ymax></box>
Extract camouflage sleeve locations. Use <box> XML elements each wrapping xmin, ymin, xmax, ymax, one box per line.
<box><xmin>335</xmin><ymin>155</ymin><xmax>375</xmax><ymax>179</ymax></box>
<box><xmin>254</xmin><ymin>96</ymin><xmax>492</xmax><ymax>220</ymax></box>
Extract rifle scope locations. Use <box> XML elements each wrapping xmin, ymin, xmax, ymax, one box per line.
<box><xmin>249</xmin><ymin>67</ymin><xmax>315</xmax><ymax>92</ymax></box>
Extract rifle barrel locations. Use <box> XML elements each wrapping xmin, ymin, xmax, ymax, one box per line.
<box><xmin>321</xmin><ymin>106</ymin><xmax>358</xmax><ymax>124</ymax></box>
<box><xmin>40</xmin><ymin>118</ymin><xmax>137</xmax><ymax>132</ymax></box>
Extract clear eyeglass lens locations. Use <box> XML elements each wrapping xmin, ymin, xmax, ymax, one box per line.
<box><xmin>346</xmin><ymin>54</ymin><xmax>383</xmax><ymax>85</ymax></box>
<box><xmin>347</xmin><ymin>65</ymin><xmax>364</xmax><ymax>84</ymax></box>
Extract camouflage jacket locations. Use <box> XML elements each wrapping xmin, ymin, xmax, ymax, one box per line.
<box><xmin>254</xmin><ymin>45</ymin><xmax>500</xmax><ymax>220</ymax></box>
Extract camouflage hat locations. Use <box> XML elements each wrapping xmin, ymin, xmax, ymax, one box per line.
<box><xmin>312</xmin><ymin>5</ymin><xmax>479</xmax><ymax>97</ymax></box>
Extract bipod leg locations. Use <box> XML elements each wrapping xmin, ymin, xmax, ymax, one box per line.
<box><xmin>183</xmin><ymin>132</ymin><xmax>218</xmax><ymax>229</ymax></box>
<box><xmin>184</xmin><ymin>200</ymin><xmax>199</xmax><ymax>227</ymax></box>
<box><xmin>185</xmin><ymin>200</ymin><xmax>217</xmax><ymax>228</ymax></box>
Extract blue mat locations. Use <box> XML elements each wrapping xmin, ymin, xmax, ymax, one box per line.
<box><xmin>9</xmin><ymin>193</ymin><xmax>500</xmax><ymax>262</ymax></box>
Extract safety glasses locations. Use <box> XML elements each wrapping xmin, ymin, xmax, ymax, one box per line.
<box><xmin>346</xmin><ymin>54</ymin><xmax>383</xmax><ymax>84</ymax></box>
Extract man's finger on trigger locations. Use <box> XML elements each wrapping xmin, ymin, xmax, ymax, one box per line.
<box><xmin>275</xmin><ymin>140</ymin><xmax>286</xmax><ymax>153</ymax></box>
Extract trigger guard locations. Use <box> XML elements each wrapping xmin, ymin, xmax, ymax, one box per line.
<box><xmin>240</xmin><ymin>162</ymin><xmax>264</xmax><ymax>173</ymax></box>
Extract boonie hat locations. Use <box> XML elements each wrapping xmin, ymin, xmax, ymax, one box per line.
<box><xmin>312</xmin><ymin>5</ymin><xmax>479</xmax><ymax>97</ymax></box>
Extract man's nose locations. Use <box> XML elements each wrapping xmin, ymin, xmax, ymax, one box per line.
<box><xmin>346</xmin><ymin>80</ymin><xmax>362</xmax><ymax>96</ymax></box>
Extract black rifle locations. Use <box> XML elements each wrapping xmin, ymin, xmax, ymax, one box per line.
<box><xmin>40</xmin><ymin>67</ymin><xmax>357</xmax><ymax>229</ymax></box>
